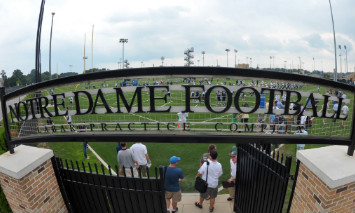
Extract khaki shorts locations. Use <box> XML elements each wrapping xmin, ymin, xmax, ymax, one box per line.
<box><xmin>139</xmin><ymin>165</ymin><xmax>148</xmax><ymax>174</ymax></box>
<box><xmin>165</xmin><ymin>190</ymin><xmax>182</xmax><ymax>203</ymax></box>
<box><xmin>200</xmin><ymin>187</ymin><xmax>218</xmax><ymax>199</ymax></box>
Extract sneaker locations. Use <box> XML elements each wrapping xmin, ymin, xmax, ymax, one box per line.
<box><xmin>227</xmin><ymin>197</ymin><xmax>233</xmax><ymax>201</ymax></box>
<box><xmin>195</xmin><ymin>202</ymin><xmax>203</xmax><ymax>209</ymax></box>
<box><xmin>172</xmin><ymin>207</ymin><xmax>178</xmax><ymax>213</ymax></box>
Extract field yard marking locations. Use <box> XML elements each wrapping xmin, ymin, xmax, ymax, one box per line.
<box><xmin>203</xmin><ymin>114</ymin><xmax>231</xmax><ymax>122</ymax></box>
<box><xmin>112</xmin><ymin>97</ymin><xmax>151</xmax><ymax>108</ymax></box>
<box><xmin>88</xmin><ymin>144</ymin><xmax>117</xmax><ymax>175</ymax></box>
<box><xmin>161</xmin><ymin>100</ymin><xmax>173</xmax><ymax>107</ymax></box>
<box><xmin>131</xmin><ymin>113</ymin><xmax>159</xmax><ymax>122</ymax></box>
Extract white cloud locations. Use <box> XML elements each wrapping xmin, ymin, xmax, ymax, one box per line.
<box><xmin>0</xmin><ymin>0</ymin><xmax>354</xmax><ymax>77</ymax></box>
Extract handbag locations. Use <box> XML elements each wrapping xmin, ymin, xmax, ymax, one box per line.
<box><xmin>194</xmin><ymin>162</ymin><xmax>209</xmax><ymax>193</ymax></box>
<box><xmin>222</xmin><ymin>180</ymin><xmax>235</xmax><ymax>188</ymax></box>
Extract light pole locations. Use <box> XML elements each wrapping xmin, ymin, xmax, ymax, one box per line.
<box><xmin>270</xmin><ymin>56</ymin><xmax>272</xmax><ymax>69</ymax></box>
<box><xmin>225</xmin><ymin>49</ymin><xmax>230</xmax><ymax>67</ymax></box>
<box><xmin>119</xmin><ymin>38</ymin><xmax>128</xmax><ymax>69</ymax></box>
<box><xmin>328</xmin><ymin>0</ymin><xmax>338</xmax><ymax>81</ymax></box>
<box><xmin>339</xmin><ymin>45</ymin><xmax>342</xmax><ymax>78</ymax></box>
<box><xmin>83</xmin><ymin>34</ymin><xmax>88</xmax><ymax>73</ymax></box>
<box><xmin>234</xmin><ymin>49</ymin><xmax>238</xmax><ymax>68</ymax></box>
<box><xmin>202</xmin><ymin>51</ymin><xmax>205</xmax><ymax>66</ymax></box>
<box><xmin>250</xmin><ymin>58</ymin><xmax>252</xmax><ymax>68</ymax></box>
<box><xmin>298</xmin><ymin>57</ymin><xmax>302</xmax><ymax>73</ymax></box>
<box><xmin>344</xmin><ymin>45</ymin><xmax>348</xmax><ymax>73</ymax></box>
<box><xmin>161</xmin><ymin>57</ymin><xmax>165</xmax><ymax>67</ymax></box>
<box><xmin>49</xmin><ymin>12</ymin><xmax>55</xmax><ymax>80</ymax></box>
<box><xmin>313</xmin><ymin>57</ymin><xmax>315</xmax><ymax>71</ymax></box>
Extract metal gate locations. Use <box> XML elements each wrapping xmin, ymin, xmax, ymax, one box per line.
<box><xmin>51</xmin><ymin>157</ymin><xmax>167</xmax><ymax>213</ymax></box>
<box><xmin>235</xmin><ymin>144</ymin><xmax>292</xmax><ymax>213</ymax></box>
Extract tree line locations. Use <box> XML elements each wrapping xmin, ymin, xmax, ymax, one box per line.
<box><xmin>1</xmin><ymin>68</ymin><xmax>109</xmax><ymax>87</ymax></box>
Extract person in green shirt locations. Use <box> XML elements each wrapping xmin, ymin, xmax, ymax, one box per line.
<box><xmin>232</xmin><ymin>113</ymin><xmax>238</xmax><ymax>123</ymax></box>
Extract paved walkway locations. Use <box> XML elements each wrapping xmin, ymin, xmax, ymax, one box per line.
<box><xmin>171</xmin><ymin>194</ymin><xmax>235</xmax><ymax>213</ymax></box>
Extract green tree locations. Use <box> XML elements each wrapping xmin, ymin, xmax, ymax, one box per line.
<box><xmin>8</xmin><ymin>69</ymin><xmax>26</xmax><ymax>86</ymax></box>
<box><xmin>41</xmin><ymin>71</ymin><xmax>50</xmax><ymax>81</ymax></box>
<box><xmin>1</xmin><ymin>70</ymin><xmax>8</xmax><ymax>87</ymax></box>
<box><xmin>27</xmin><ymin>69</ymin><xmax>36</xmax><ymax>84</ymax></box>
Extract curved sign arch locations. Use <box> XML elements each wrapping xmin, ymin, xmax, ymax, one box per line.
<box><xmin>1</xmin><ymin>67</ymin><xmax>354</xmax><ymax>155</ymax></box>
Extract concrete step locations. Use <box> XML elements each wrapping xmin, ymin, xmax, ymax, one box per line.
<box><xmin>169</xmin><ymin>194</ymin><xmax>235</xmax><ymax>213</ymax></box>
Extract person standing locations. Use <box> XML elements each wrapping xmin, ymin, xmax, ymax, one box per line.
<box><xmin>69</xmin><ymin>96</ymin><xmax>74</xmax><ymax>106</ymax></box>
<box><xmin>78</xmin><ymin>123</ymin><xmax>89</xmax><ymax>159</ymax></box>
<box><xmin>333</xmin><ymin>101</ymin><xmax>339</xmax><ymax>123</ymax></box>
<box><xmin>177</xmin><ymin>112</ymin><xmax>188</xmax><ymax>129</ymax></box>
<box><xmin>227</xmin><ymin>151</ymin><xmax>237</xmax><ymax>201</ymax></box>
<box><xmin>195</xmin><ymin>151</ymin><xmax>223</xmax><ymax>212</ymax></box>
<box><xmin>64</xmin><ymin>107</ymin><xmax>75</xmax><ymax>131</ymax></box>
<box><xmin>164</xmin><ymin>156</ymin><xmax>184</xmax><ymax>213</ymax></box>
<box><xmin>341</xmin><ymin>103</ymin><xmax>349</xmax><ymax>128</ymax></box>
<box><xmin>200</xmin><ymin>144</ymin><xmax>217</xmax><ymax>167</ymax></box>
<box><xmin>295</xmin><ymin>126</ymin><xmax>308</xmax><ymax>150</ymax></box>
<box><xmin>131</xmin><ymin>142</ymin><xmax>151</xmax><ymax>176</ymax></box>
<box><xmin>117</xmin><ymin>142</ymin><xmax>139</xmax><ymax>177</ymax></box>
<box><xmin>47</xmin><ymin>117</ymin><xmax>55</xmax><ymax>132</ymax></box>
<box><xmin>116</xmin><ymin>142</ymin><xmax>122</xmax><ymax>153</ymax></box>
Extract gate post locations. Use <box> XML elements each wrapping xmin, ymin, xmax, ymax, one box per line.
<box><xmin>0</xmin><ymin>145</ymin><xmax>68</xmax><ymax>213</ymax></box>
<box><xmin>289</xmin><ymin>146</ymin><xmax>355</xmax><ymax>213</ymax></box>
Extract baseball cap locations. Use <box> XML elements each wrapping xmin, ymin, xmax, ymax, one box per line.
<box><xmin>170</xmin><ymin>156</ymin><xmax>181</xmax><ymax>164</ymax></box>
<box><xmin>230</xmin><ymin>151</ymin><xmax>237</xmax><ymax>157</ymax></box>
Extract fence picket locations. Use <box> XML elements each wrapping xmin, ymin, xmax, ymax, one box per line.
<box><xmin>235</xmin><ymin>144</ymin><xmax>292</xmax><ymax>213</ymax></box>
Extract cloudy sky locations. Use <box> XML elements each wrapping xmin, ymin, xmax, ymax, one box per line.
<box><xmin>0</xmin><ymin>0</ymin><xmax>354</xmax><ymax>76</ymax></box>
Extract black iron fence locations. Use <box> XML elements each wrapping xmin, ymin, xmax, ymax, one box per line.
<box><xmin>51</xmin><ymin>157</ymin><xmax>167</xmax><ymax>213</ymax></box>
<box><xmin>235</xmin><ymin>144</ymin><xmax>292</xmax><ymax>213</ymax></box>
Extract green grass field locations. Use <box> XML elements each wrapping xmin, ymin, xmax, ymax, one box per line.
<box><xmin>47</xmin><ymin>141</ymin><xmax>236</xmax><ymax>192</ymax></box>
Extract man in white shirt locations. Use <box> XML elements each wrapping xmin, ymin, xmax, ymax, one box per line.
<box><xmin>64</xmin><ymin>107</ymin><xmax>75</xmax><ymax>131</ymax></box>
<box><xmin>195</xmin><ymin>150</ymin><xmax>223</xmax><ymax>212</ymax></box>
<box><xmin>131</xmin><ymin>142</ymin><xmax>151</xmax><ymax>176</ymax></box>
<box><xmin>227</xmin><ymin>151</ymin><xmax>237</xmax><ymax>201</ymax></box>
<box><xmin>333</xmin><ymin>101</ymin><xmax>339</xmax><ymax>123</ymax></box>
<box><xmin>342</xmin><ymin>103</ymin><xmax>349</xmax><ymax>128</ymax></box>
<box><xmin>177</xmin><ymin>112</ymin><xmax>188</xmax><ymax>129</ymax></box>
